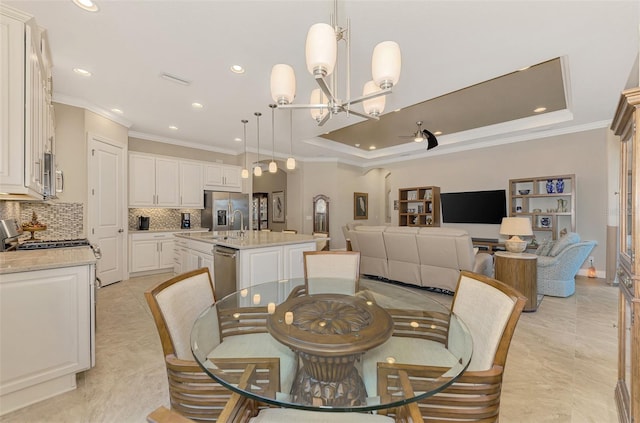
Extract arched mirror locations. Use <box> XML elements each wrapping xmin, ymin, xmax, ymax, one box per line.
<box><xmin>313</xmin><ymin>195</ymin><xmax>329</xmax><ymax>233</ymax></box>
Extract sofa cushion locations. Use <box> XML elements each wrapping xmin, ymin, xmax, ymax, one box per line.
<box><xmin>549</xmin><ymin>232</ymin><xmax>580</xmax><ymax>257</ymax></box>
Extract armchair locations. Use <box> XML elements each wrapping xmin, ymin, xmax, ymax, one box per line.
<box><xmin>535</xmin><ymin>233</ymin><xmax>597</xmax><ymax>297</ymax></box>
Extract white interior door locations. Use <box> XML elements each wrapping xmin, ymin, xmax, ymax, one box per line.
<box><xmin>88</xmin><ymin>136</ymin><xmax>126</xmax><ymax>286</ymax></box>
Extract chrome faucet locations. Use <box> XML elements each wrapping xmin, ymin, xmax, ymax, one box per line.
<box><xmin>231</xmin><ymin>209</ymin><xmax>245</xmax><ymax>237</ymax></box>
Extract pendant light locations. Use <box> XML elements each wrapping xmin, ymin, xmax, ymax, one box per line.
<box><xmin>254</xmin><ymin>112</ymin><xmax>262</xmax><ymax>177</ymax></box>
<box><xmin>268</xmin><ymin>104</ymin><xmax>278</xmax><ymax>173</ymax></box>
<box><xmin>286</xmin><ymin>109</ymin><xmax>296</xmax><ymax>170</ymax></box>
<box><xmin>240</xmin><ymin>119</ymin><xmax>249</xmax><ymax>179</ymax></box>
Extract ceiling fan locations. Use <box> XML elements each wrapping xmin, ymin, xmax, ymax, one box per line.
<box><xmin>400</xmin><ymin>121</ymin><xmax>439</xmax><ymax>150</ymax></box>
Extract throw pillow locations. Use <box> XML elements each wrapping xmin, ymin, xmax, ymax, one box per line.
<box><xmin>549</xmin><ymin>232</ymin><xmax>581</xmax><ymax>257</ymax></box>
<box><xmin>536</xmin><ymin>240</ymin><xmax>554</xmax><ymax>256</ymax></box>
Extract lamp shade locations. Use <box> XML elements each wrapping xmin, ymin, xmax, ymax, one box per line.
<box><xmin>499</xmin><ymin>217</ymin><xmax>533</xmax><ymax>237</ymax></box>
<box><xmin>372</xmin><ymin>41</ymin><xmax>401</xmax><ymax>89</ymax></box>
<box><xmin>241</xmin><ymin>168</ymin><xmax>249</xmax><ymax>179</ymax></box>
<box><xmin>310</xmin><ymin>88</ymin><xmax>328</xmax><ymax>122</ymax></box>
<box><xmin>306</xmin><ymin>23</ymin><xmax>337</xmax><ymax>77</ymax></box>
<box><xmin>500</xmin><ymin>217</ymin><xmax>532</xmax><ymax>253</ymax></box>
<box><xmin>268</xmin><ymin>160</ymin><xmax>277</xmax><ymax>173</ymax></box>
<box><xmin>362</xmin><ymin>80</ymin><xmax>385</xmax><ymax>117</ymax></box>
<box><xmin>286</xmin><ymin>157</ymin><xmax>296</xmax><ymax>170</ymax></box>
<box><xmin>254</xmin><ymin>165</ymin><xmax>262</xmax><ymax>177</ymax></box>
<box><xmin>270</xmin><ymin>64</ymin><xmax>296</xmax><ymax>105</ymax></box>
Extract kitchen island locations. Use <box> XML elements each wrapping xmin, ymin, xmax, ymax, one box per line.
<box><xmin>0</xmin><ymin>247</ymin><xmax>96</xmax><ymax>416</ymax></box>
<box><xmin>174</xmin><ymin>231</ymin><xmax>319</xmax><ymax>290</ymax></box>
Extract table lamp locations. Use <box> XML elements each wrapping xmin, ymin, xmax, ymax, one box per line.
<box><xmin>500</xmin><ymin>217</ymin><xmax>533</xmax><ymax>253</ymax></box>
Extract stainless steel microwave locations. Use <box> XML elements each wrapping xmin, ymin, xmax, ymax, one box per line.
<box><xmin>43</xmin><ymin>152</ymin><xmax>63</xmax><ymax>199</ymax></box>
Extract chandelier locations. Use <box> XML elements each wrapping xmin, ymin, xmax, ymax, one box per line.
<box><xmin>270</xmin><ymin>0</ymin><xmax>401</xmax><ymax>126</ymax></box>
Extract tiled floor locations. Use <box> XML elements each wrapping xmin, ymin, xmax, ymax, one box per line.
<box><xmin>0</xmin><ymin>274</ymin><xmax>620</xmax><ymax>422</ymax></box>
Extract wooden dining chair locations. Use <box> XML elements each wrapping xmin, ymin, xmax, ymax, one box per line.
<box><xmin>376</xmin><ymin>271</ymin><xmax>526</xmax><ymax>423</ymax></box>
<box><xmin>145</xmin><ymin>268</ymin><xmax>280</xmax><ymax>422</ymax></box>
<box><xmin>303</xmin><ymin>251</ymin><xmax>360</xmax><ymax>295</ymax></box>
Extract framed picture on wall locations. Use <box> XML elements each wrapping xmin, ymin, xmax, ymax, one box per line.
<box><xmin>354</xmin><ymin>192</ymin><xmax>368</xmax><ymax>220</ymax></box>
<box><xmin>272</xmin><ymin>191</ymin><xmax>285</xmax><ymax>222</ymax></box>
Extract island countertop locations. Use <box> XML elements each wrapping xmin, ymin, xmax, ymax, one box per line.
<box><xmin>0</xmin><ymin>247</ymin><xmax>97</xmax><ymax>274</ymax></box>
<box><xmin>175</xmin><ymin>231</ymin><xmax>320</xmax><ymax>250</ymax></box>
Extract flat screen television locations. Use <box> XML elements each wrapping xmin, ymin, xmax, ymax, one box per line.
<box><xmin>441</xmin><ymin>189</ymin><xmax>507</xmax><ymax>224</ymax></box>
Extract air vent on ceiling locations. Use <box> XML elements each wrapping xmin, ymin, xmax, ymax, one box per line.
<box><xmin>160</xmin><ymin>72</ymin><xmax>191</xmax><ymax>86</ymax></box>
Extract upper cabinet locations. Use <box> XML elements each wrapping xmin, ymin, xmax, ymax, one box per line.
<box><xmin>179</xmin><ymin>161</ymin><xmax>203</xmax><ymax>208</ymax></box>
<box><xmin>204</xmin><ymin>163</ymin><xmax>241</xmax><ymax>192</ymax></box>
<box><xmin>0</xmin><ymin>5</ymin><xmax>53</xmax><ymax>199</ymax></box>
<box><xmin>128</xmin><ymin>153</ymin><xmax>212</xmax><ymax>209</ymax></box>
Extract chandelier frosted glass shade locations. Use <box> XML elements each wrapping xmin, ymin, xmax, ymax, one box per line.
<box><xmin>310</xmin><ymin>88</ymin><xmax>328</xmax><ymax>122</ymax></box>
<box><xmin>372</xmin><ymin>41</ymin><xmax>401</xmax><ymax>89</ymax></box>
<box><xmin>271</xmin><ymin>64</ymin><xmax>296</xmax><ymax>105</ymax></box>
<box><xmin>269</xmin><ymin>160</ymin><xmax>277</xmax><ymax>173</ymax></box>
<box><xmin>306</xmin><ymin>23</ymin><xmax>337</xmax><ymax>77</ymax></box>
<box><xmin>241</xmin><ymin>168</ymin><xmax>249</xmax><ymax>179</ymax></box>
<box><xmin>254</xmin><ymin>166</ymin><xmax>262</xmax><ymax>177</ymax></box>
<box><xmin>362</xmin><ymin>80</ymin><xmax>385</xmax><ymax>116</ymax></box>
<box><xmin>286</xmin><ymin>157</ymin><xmax>296</xmax><ymax>170</ymax></box>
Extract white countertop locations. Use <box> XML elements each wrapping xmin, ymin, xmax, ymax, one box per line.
<box><xmin>175</xmin><ymin>231</ymin><xmax>319</xmax><ymax>250</ymax></box>
<box><xmin>0</xmin><ymin>247</ymin><xmax>97</xmax><ymax>274</ymax></box>
<box><xmin>129</xmin><ymin>227</ymin><xmax>208</xmax><ymax>234</ymax></box>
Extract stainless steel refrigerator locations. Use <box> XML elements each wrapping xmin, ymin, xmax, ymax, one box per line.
<box><xmin>202</xmin><ymin>191</ymin><xmax>250</xmax><ymax>231</ymax></box>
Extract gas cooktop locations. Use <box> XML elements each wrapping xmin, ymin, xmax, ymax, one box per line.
<box><xmin>16</xmin><ymin>239</ymin><xmax>91</xmax><ymax>250</ymax></box>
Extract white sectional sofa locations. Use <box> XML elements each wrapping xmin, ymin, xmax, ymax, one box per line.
<box><xmin>346</xmin><ymin>225</ymin><xmax>493</xmax><ymax>293</ymax></box>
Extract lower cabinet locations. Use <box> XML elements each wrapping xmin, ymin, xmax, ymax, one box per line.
<box><xmin>130</xmin><ymin>232</ymin><xmax>175</xmax><ymax>274</ymax></box>
<box><xmin>175</xmin><ymin>238</ymin><xmax>214</xmax><ymax>278</ymax></box>
<box><xmin>0</xmin><ymin>264</ymin><xmax>94</xmax><ymax>415</ymax></box>
<box><xmin>238</xmin><ymin>242</ymin><xmax>316</xmax><ymax>289</ymax></box>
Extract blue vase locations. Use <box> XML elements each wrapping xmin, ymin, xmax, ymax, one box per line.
<box><xmin>556</xmin><ymin>178</ymin><xmax>564</xmax><ymax>193</ymax></box>
<box><xmin>546</xmin><ymin>180</ymin><xmax>554</xmax><ymax>194</ymax></box>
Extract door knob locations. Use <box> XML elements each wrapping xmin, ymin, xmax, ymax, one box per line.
<box><xmin>118</xmin><ymin>228</ymin><xmax>124</xmax><ymax>233</ymax></box>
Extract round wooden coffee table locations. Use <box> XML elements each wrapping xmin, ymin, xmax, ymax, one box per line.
<box><xmin>267</xmin><ymin>293</ymin><xmax>393</xmax><ymax>406</ymax></box>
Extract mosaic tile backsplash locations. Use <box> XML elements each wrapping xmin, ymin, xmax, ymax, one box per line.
<box><xmin>0</xmin><ymin>201</ymin><xmax>84</xmax><ymax>241</ymax></box>
<box><xmin>128</xmin><ymin>208</ymin><xmax>202</xmax><ymax>230</ymax></box>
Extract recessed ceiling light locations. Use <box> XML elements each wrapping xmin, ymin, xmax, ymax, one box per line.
<box><xmin>230</xmin><ymin>65</ymin><xmax>245</xmax><ymax>74</ymax></box>
<box><xmin>233</xmin><ymin>137</ymin><xmax>242</xmax><ymax>142</ymax></box>
<box><xmin>191</xmin><ymin>102</ymin><xmax>204</xmax><ymax>109</ymax></box>
<box><xmin>354</xmin><ymin>143</ymin><xmax>360</xmax><ymax>147</ymax></box>
<box><xmin>369</xmin><ymin>146</ymin><xmax>376</xmax><ymax>150</ymax></box>
<box><xmin>73</xmin><ymin>68</ymin><xmax>92</xmax><ymax>77</ymax></box>
<box><xmin>534</xmin><ymin>107</ymin><xmax>547</xmax><ymax>113</ymax></box>
<box><xmin>72</xmin><ymin>0</ymin><xmax>99</xmax><ymax>12</ymax></box>
<box><xmin>434</xmin><ymin>131</ymin><xmax>442</xmax><ymax>135</ymax></box>
<box><xmin>169</xmin><ymin>125</ymin><xmax>178</xmax><ymax>130</ymax></box>
<box><xmin>111</xmin><ymin>108</ymin><xmax>123</xmax><ymax>114</ymax></box>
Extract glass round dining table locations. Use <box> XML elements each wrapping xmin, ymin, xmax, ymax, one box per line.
<box><xmin>191</xmin><ymin>277</ymin><xmax>472</xmax><ymax>413</ymax></box>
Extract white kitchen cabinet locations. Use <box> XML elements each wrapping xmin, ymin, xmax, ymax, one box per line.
<box><xmin>129</xmin><ymin>232</ymin><xmax>176</xmax><ymax>274</ymax></box>
<box><xmin>0</xmin><ymin>5</ymin><xmax>52</xmax><ymax>199</ymax></box>
<box><xmin>129</xmin><ymin>154</ymin><xmax>179</xmax><ymax>207</ymax></box>
<box><xmin>204</xmin><ymin>163</ymin><xmax>242</xmax><ymax>192</ymax></box>
<box><xmin>155</xmin><ymin>157</ymin><xmax>180</xmax><ymax>207</ymax></box>
<box><xmin>129</xmin><ymin>153</ymin><xmax>205</xmax><ymax>208</ymax></box>
<box><xmin>0</xmin><ymin>263</ymin><xmax>94</xmax><ymax>415</ymax></box>
<box><xmin>176</xmin><ymin>238</ymin><xmax>214</xmax><ymax>277</ymax></box>
<box><xmin>179</xmin><ymin>161</ymin><xmax>204</xmax><ymax>208</ymax></box>
<box><xmin>236</xmin><ymin>242</ymin><xmax>316</xmax><ymax>289</ymax></box>
<box><xmin>283</xmin><ymin>243</ymin><xmax>317</xmax><ymax>279</ymax></box>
